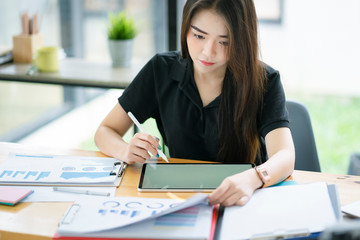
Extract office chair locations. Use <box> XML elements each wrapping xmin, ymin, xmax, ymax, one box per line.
<box><xmin>348</xmin><ymin>152</ymin><xmax>360</xmax><ymax>175</ymax></box>
<box><xmin>286</xmin><ymin>100</ymin><xmax>321</xmax><ymax>172</ymax></box>
<box><xmin>320</xmin><ymin>221</ymin><xmax>360</xmax><ymax>240</ymax></box>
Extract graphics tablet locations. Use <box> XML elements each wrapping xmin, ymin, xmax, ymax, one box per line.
<box><xmin>138</xmin><ymin>163</ymin><xmax>254</xmax><ymax>192</ymax></box>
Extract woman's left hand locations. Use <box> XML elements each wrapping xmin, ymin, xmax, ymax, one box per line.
<box><xmin>207</xmin><ymin>168</ymin><xmax>262</xmax><ymax>206</ymax></box>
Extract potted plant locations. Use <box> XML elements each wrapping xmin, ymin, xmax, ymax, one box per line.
<box><xmin>107</xmin><ymin>11</ymin><xmax>137</xmax><ymax>67</ymax></box>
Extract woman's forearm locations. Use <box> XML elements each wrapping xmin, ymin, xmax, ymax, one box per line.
<box><xmin>94</xmin><ymin>125</ymin><xmax>128</xmax><ymax>161</ymax></box>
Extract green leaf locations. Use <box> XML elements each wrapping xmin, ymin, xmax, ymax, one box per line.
<box><xmin>107</xmin><ymin>11</ymin><xmax>137</xmax><ymax>40</ymax></box>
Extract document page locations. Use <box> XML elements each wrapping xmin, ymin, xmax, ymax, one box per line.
<box><xmin>219</xmin><ymin>182</ymin><xmax>338</xmax><ymax>240</ymax></box>
<box><xmin>57</xmin><ymin>193</ymin><xmax>209</xmax><ymax>234</ymax></box>
<box><xmin>342</xmin><ymin>200</ymin><xmax>360</xmax><ymax>218</ymax></box>
<box><xmin>0</xmin><ymin>153</ymin><xmax>121</xmax><ymax>186</ymax></box>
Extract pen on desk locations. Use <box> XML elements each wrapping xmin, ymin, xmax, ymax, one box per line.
<box><xmin>128</xmin><ymin>112</ymin><xmax>169</xmax><ymax>163</ymax></box>
<box><xmin>53</xmin><ymin>187</ymin><xmax>110</xmax><ymax>197</ymax></box>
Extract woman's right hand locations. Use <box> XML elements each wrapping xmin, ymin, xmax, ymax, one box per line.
<box><xmin>121</xmin><ymin>133</ymin><xmax>160</xmax><ymax>164</ymax></box>
<box><xmin>95</xmin><ymin>104</ymin><xmax>161</xmax><ymax>165</ymax></box>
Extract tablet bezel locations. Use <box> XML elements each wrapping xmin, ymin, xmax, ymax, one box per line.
<box><xmin>138</xmin><ymin>163</ymin><xmax>255</xmax><ymax>192</ymax></box>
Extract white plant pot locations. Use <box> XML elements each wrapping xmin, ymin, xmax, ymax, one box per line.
<box><xmin>108</xmin><ymin>39</ymin><xmax>134</xmax><ymax>67</ymax></box>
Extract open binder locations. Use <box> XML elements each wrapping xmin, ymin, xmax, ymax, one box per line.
<box><xmin>0</xmin><ymin>153</ymin><xmax>126</xmax><ymax>187</ymax></box>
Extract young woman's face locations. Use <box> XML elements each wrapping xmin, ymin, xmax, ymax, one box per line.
<box><xmin>187</xmin><ymin>9</ymin><xmax>229</xmax><ymax>77</ymax></box>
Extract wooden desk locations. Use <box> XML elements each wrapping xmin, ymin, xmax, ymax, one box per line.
<box><xmin>1</xmin><ymin>141</ymin><xmax>360</xmax><ymax>240</ymax></box>
<box><xmin>0</xmin><ymin>58</ymin><xmax>145</xmax><ymax>89</ymax></box>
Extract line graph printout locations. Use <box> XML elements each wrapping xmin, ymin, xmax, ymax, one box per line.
<box><xmin>0</xmin><ymin>153</ymin><xmax>120</xmax><ymax>185</ymax></box>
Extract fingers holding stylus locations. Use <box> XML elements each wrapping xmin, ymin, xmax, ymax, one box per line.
<box><xmin>125</xmin><ymin>133</ymin><xmax>160</xmax><ymax>163</ymax></box>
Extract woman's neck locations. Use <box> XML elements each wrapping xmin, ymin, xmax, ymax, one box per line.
<box><xmin>193</xmin><ymin>69</ymin><xmax>225</xmax><ymax>107</ymax></box>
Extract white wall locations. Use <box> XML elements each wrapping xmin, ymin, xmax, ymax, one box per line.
<box><xmin>259</xmin><ymin>0</ymin><xmax>360</xmax><ymax>96</ymax></box>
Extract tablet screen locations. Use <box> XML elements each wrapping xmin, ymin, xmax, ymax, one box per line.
<box><xmin>138</xmin><ymin>163</ymin><xmax>254</xmax><ymax>192</ymax></box>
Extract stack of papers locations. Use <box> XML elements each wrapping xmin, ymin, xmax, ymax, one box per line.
<box><xmin>0</xmin><ymin>186</ymin><xmax>33</xmax><ymax>205</ymax></box>
<box><xmin>342</xmin><ymin>200</ymin><xmax>360</xmax><ymax>218</ymax></box>
<box><xmin>218</xmin><ymin>182</ymin><xmax>341</xmax><ymax>240</ymax></box>
<box><xmin>54</xmin><ymin>193</ymin><xmax>215</xmax><ymax>240</ymax></box>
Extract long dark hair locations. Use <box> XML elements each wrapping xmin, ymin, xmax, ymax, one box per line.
<box><xmin>180</xmin><ymin>0</ymin><xmax>266</xmax><ymax>163</ymax></box>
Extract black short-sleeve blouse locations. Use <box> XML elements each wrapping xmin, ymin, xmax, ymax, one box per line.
<box><xmin>118</xmin><ymin>51</ymin><xmax>289</xmax><ymax>163</ymax></box>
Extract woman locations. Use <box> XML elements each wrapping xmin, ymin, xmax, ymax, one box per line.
<box><xmin>95</xmin><ymin>0</ymin><xmax>295</xmax><ymax>206</ymax></box>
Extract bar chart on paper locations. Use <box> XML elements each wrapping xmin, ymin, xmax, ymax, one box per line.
<box><xmin>55</xmin><ymin>194</ymin><xmax>214</xmax><ymax>240</ymax></box>
<box><xmin>97</xmin><ymin>201</ymin><xmax>200</xmax><ymax>228</ymax></box>
<box><xmin>0</xmin><ymin>153</ymin><xmax>121</xmax><ymax>186</ymax></box>
<box><xmin>154</xmin><ymin>206</ymin><xmax>200</xmax><ymax>228</ymax></box>
<box><xmin>0</xmin><ymin>170</ymin><xmax>50</xmax><ymax>181</ymax></box>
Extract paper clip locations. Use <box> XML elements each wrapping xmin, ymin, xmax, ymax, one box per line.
<box><xmin>109</xmin><ymin>161</ymin><xmax>127</xmax><ymax>177</ymax></box>
<box><xmin>118</xmin><ymin>162</ymin><xmax>128</xmax><ymax>177</ymax></box>
<box><xmin>110</xmin><ymin>161</ymin><xmax>120</xmax><ymax>175</ymax></box>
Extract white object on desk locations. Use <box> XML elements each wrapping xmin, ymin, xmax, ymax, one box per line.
<box><xmin>218</xmin><ymin>182</ymin><xmax>340</xmax><ymax>240</ymax></box>
<box><xmin>56</xmin><ymin>193</ymin><xmax>209</xmax><ymax>234</ymax></box>
<box><xmin>53</xmin><ymin>187</ymin><xmax>111</xmax><ymax>196</ymax></box>
<box><xmin>57</xmin><ymin>203</ymin><xmax>213</xmax><ymax>240</ymax></box>
<box><xmin>9</xmin><ymin>186</ymin><xmax>116</xmax><ymax>202</ymax></box>
<box><xmin>342</xmin><ymin>200</ymin><xmax>360</xmax><ymax>218</ymax></box>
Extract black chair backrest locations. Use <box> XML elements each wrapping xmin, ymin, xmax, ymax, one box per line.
<box><xmin>286</xmin><ymin>100</ymin><xmax>321</xmax><ymax>172</ymax></box>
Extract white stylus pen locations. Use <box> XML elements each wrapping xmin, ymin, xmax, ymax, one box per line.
<box><xmin>53</xmin><ymin>187</ymin><xmax>110</xmax><ymax>196</ymax></box>
<box><xmin>128</xmin><ymin>112</ymin><xmax>169</xmax><ymax>163</ymax></box>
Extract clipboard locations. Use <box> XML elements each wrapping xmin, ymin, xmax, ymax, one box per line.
<box><xmin>0</xmin><ymin>153</ymin><xmax>127</xmax><ymax>187</ymax></box>
<box><xmin>111</xmin><ymin>161</ymin><xmax>127</xmax><ymax>187</ymax></box>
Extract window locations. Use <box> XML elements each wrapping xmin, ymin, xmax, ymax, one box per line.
<box><xmin>0</xmin><ymin>0</ymin><xmax>170</xmax><ymax>142</ymax></box>
<box><xmin>254</xmin><ymin>0</ymin><xmax>283</xmax><ymax>24</ymax></box>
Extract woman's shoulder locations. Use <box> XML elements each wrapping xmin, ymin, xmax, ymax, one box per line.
<box><xmin>151</xmin><ymin>51</ymin><xmax>184</xmax><ymax>65</ymax></box>
<box><xmin>261</xmin><ymin>62</ymin><xmax>280</xmax><ymax>80</ymax></box>
<box><xmin>260</xmin><ymin>62</ymin><xmax>284</xmax><ymax>94</ymax></box>
<box><xmin>149</xmin><ymin>51</ymin><xmax>188</xmax><ymax>80</ymax></box>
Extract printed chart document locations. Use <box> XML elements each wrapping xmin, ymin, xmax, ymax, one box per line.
<box><xmin>0</xmin><ymin>153</ymin><xmax>125</xmax><ymax>186</ymax></box>
<box><xmin>218</xmin><ymin>182</ymin><xmax>341</xmax><ymax>240</ymax></box>
<box><xmin>54</xmin><ymin>193</ymin><xmax>215</xmax><ymax>240</ymax></box>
